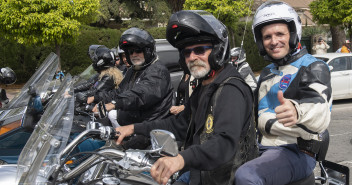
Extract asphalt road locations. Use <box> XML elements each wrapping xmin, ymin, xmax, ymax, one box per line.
<box><xmin>326</xmin><ymin>99</ymin><xmax>352</xmax><ymax>183</ymax></box>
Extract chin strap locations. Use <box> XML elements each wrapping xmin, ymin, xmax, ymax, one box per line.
<box><xmin>264</xmin><ymin>43</ymin><xmax>305</xmax><ymax>66</ymax></box>
<box><xmin>265</xmin><ymin>47</ymin><xmax>307</xmax><ymax>66</ymax></box>
<box><xmin>132</xmin><ymin>55</ymin><xmax>159</xmax><ymax>71</ymax></box>
<box><xmin>208</xmin><ymin>70</ymin><xmax>216</xmax><ymax>78</ymax></box>
<box><xmin>198</xmin><ymin>69</ymin><xmax>216</xmax><ymax>81</ymax></box>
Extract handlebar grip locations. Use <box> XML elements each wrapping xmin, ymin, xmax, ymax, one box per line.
<box><xmin>110</xmin><ymin>129</ymin><xmax>120</xmax><ymax>140</ymax></box>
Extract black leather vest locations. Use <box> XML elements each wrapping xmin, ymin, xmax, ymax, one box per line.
<box><xmin>199</xmin><ymin>77</ymin><xmax>258</xmax><ymax>185</ymax></box>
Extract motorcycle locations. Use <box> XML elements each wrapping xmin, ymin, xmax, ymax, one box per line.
<box><xmin>0</xmin><ymin>52</ymin><xmax>60</xmax><ymax>164</ymax></box>
<box><xmin>0</xmin><ymin>72</ymin><xmax>177</xmax><ymax>185</ymax></box>
<box><xmin>0</xmin><ymin>53</ymin><xmax>103</xmax><ymax>165</ymax></box>
<box><xmin>49</xmin><ymin>126</ymin><xmax>178</xmax><ymax>185</ymax></box>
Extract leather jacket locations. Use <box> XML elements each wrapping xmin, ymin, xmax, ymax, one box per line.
<box><xmin>94</xmin><ymin>58</ymin><xmax>174</xmax><ymax>125</ymax></box>
<box><xmin>256</xmin><ymin>48</ymin><xmax>332</xmax><ymax>146</ymax></box>
<box><xmin>134</xmin><ymin>63</ymin><xmax>258</xmax><ymax>185</ymax></box>
<box><xmin>74</xmin><ymin>73</ymin><xmax>115</xmax><ymax>104</ymax></box>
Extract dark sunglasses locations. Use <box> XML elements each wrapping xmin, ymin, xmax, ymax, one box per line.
<box><xmin>182</xmin><ymin>46</ymin><xmax>213</xmax><ymax>58</ymax></box>
<box><xmin>128</xmin><ymin>48</ymin><xmax>143</xmax><ymax>55</ymax></box>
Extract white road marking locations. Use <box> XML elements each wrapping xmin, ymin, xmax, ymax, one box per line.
<box><xmin>330</xmin><ymin>132</ymin><xmax>352</xmax><ymax>137</ymax></box>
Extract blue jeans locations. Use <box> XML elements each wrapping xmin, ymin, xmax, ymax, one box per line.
<box><xmin>176</xmin><ymin>171</ymin><xmax>190</xmax><ymax>184</ymax></box>
<box><xmin>235</xmin><ymin>144</ymin><xmax>316</xmax><ymax>185</ymax></box>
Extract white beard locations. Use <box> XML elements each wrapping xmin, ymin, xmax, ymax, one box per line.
<box><xmin>187</xmin><ymin>59</ymin><xmax>210</xmax><ymax>79</ymax></box>
<box><xmin>131</xmin><ymin>58</ymin><xmax>145</xmax><ymax>66</ymax></box>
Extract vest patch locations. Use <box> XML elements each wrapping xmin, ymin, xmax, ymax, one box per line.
<box><xmin>279</xmin><ymin>74</ymin><xmax>292</xmax><ymax>90</ymax></box>
<box><xmin>206</xmin><ymin>114</ymin><xmax>214</xmax><ymax>134</ymax></box>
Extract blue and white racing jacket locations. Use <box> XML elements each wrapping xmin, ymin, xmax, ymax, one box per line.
<box><xmin>256</xmin><ymin>49</ymin><xmax>332</xmax><ymax>146</ymax></box>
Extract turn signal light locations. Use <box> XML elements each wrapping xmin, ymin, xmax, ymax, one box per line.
<box><xmin>0</xmin><ymin>120</ymin><xmax>22</xmax><ymax>136</ymax></box>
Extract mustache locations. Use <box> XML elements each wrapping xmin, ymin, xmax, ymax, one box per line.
<box><xmin>187</xmin><ymin>60</ymin><xmax>207</xmax><ymax>68</ymax></box>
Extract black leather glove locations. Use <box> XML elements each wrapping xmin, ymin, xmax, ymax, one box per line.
<box><xmin>76</xmin><ymin>92</ymin><xmax>88</xmax><ymax>104</ymax></box>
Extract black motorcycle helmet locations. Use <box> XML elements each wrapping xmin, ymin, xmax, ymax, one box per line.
<box><xmin>0</xmin><ymin>67</ymin><xmax>16</xmax><ymax>85</ymax></box>
<box><xmin>166</xmin><ymin>10</ymin><xmax>230</xmax><ymax>75</ymax></box>
<box><xmin>27</xmin><ymin>85</ymin><xmax>37</xmax><ymax>97</ymax></box>
<box><xmin>110</xmin><ymin>47</ymin><xmax>119</xmax><ymax>61</ymax></box>
<box><xmin>88</xmin><ymin>45</ymin><xmax>115</xmax><ymax>72</ymax></box>
<box><xmin>119</xmin><ymin>27</ymin><xmax>156</xmax><ymax>70</ymax></box>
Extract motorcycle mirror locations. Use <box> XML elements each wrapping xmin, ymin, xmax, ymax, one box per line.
<box><xmin>150</xmin><ymin>129</ymin><xmax>178</xmax><ymax>157</ymax></box>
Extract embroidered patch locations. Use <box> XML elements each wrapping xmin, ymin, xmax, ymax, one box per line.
<box><xmin>279</xmin><ymin>74</ymin><xmax>292</xmax><ymax>90</ymax></box>
<box><xmin>205</xmin><ymin>114</ymin><xmax>214</xmax><ymax>134</ymax></box>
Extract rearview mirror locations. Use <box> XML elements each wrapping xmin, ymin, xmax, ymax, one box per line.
<box><xmin>150</xmin><ymin>129</ymin><xmax>178</xmax><ymax>157</ymax></box>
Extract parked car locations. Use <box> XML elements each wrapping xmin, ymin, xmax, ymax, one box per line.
<box><xmin>313</xmin><ymin>53</ymin><xmax>352</xmax><ymax>100</ymax></box>
<box><xmin>155</xmin><ymin>39</ymin><xmax>182</xmax><ymax>91</ymax></box>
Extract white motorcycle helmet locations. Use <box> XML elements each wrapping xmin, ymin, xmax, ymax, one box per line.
<box><xmin>252</xmin><ymin>0</ymin><xmax>302</xmax><ymax>56</ymax></box>
<box><xmin>230</xmin><ymin>47</ymin><xmax>246</xmax><ymax>64</ymax></box>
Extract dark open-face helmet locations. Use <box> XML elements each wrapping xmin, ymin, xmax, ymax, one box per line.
<box><xmin>0</xmin><ymin>67</ymin><xmax>16</xmax><ymax>85</ymax></box>
<box><xmin>119</xmin><ymin>27</ymin><xmax>156</xmax><ymax>70</ymax></box>
<box><xmin>166</xmin><ymin>10</ymin><xmax>230</xmax><ymax>74</ymax></box>
<box><xmin>88</xmin><ymin>45</ymin><xmax>115</xmax><ymax>72</ymax></box>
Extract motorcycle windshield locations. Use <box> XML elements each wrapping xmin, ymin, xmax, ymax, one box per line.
<box><xmin>16</xmin><ymin>74</ymin><xmax>74</xmax><ymax>184</ymax></box>
<box><xmin>4</xmin><ymin>52</ymin><xmax>60</xmax><ymax>109</ymax></box>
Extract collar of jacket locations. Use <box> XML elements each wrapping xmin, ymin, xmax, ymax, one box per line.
<box><xmin>264</xmin><ymin>48</ymin><xmax>308</xmax><ymax>66</ymax></box>
<box><xmin>196</xmin><ymin>63</ymin><xmax>243</xmax><ymax>99</ymax></box>
<box><xmin>211</xmin><ymin>63</ymin><xmax>242</xmax><ymax>86</ymax></box>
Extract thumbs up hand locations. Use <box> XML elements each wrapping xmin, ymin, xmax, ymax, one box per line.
<box><xmin>275</xmin><ymin>91</ymin><xmax>298</xmax><ymax>127</ymax></box>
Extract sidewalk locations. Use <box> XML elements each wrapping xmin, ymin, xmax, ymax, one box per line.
<box><xmin>0</xmin><ymin>84</ymin><xmax>23</xmax><ymax>101</ymax></box>
<box><xmin>6</xmin><ymin>88</ymin><xmax>22</xmax><ymax>100</ymax></box>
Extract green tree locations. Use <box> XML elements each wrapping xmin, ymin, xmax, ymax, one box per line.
<box><xmin>95</xmin><ymin>0</ymin><xmax>172</xmax><ymax>29</ymax></box>
<box><xmin>310</xmin><ymin>0</ymin><xmax>352</xmax><ymax>50</ymax></box>
<box><xmin>167</xmin><ymin>0</ymin><xmax>185</xmax><ymax>12</ymax></box>
<box><xmin>183</xmin><ymin>0</ymin><xmax>252</xmax><ymax>47</ymax></box>
<box><xmin>0</xmin><ymin>0</ymin><xmax>100</xmax><ymax>59</ymax></box>
<box><xmin>96</xmin><ymin>0</ymin><xmax>122</xmax><ymax>27</ymax></box>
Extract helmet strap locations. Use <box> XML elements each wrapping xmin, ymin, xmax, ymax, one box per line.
<box><xmin>265</xmin><ymin>46</ymin><xmax>307</xmax><ymax>66</ymax></box>
<box><xmin>198</xmin><ymin>69</ymin><xmax>216</xmax><ymax>81</ymax></box>
<box><xmin>208</xmin><ymin>70</ymin><xmax>216</xmax><ymax>78</ymax></box>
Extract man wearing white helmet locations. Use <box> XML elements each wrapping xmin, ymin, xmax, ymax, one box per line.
<box><xmin>230</xmin><ymin>47</ymin><xmax>257</xmax><ymax>91</ymax></box>
<box><xmin>235</xmin><ymin>1</ymin><xmax>332</xmax><ymax>184</ymax></box>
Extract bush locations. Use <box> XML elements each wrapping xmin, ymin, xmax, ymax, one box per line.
<box><xmin>0</xmin><ymin>26</ymin><xmax>122</xmax><ymax>83</ymax></box>
<box><xmin>60</xmin><ymin>25</ymin><xmax>121</xmax><ymax>75</ymax></box>
<box><xmin>147</xmin><ymin>27</ymin><xmax>167</xmax><ymax>39</ymax></box>
<box><xmin>1</xmin><ymin>24</ymin><xmax>269</xmax><ymax>83</ymax></box>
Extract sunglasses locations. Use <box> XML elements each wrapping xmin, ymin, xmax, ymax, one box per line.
<box><xmin>128</xmin><ymin>48</ymin><xmax>143</xmax><ymax>55</ymax></box>
<box><xmin>182</xmin><ymin>46</ymin><xmax>213</xmax><ymax>58</ymax></box>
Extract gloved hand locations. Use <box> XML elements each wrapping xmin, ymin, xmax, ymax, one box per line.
<box><xmin>76</xmin><ymin>92</ymin><xmax>88</xmax><ymax>104</ymax></box>
<box><xmin>122</xmin><ymin>134</ymin><xmax>150</xmax><ymax>150</ymax></box>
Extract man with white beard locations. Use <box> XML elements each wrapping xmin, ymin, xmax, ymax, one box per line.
<box><xmin>114</xmin><ymin>10</ymin><xmax>257</xmax><ymax>185</ymax></box>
